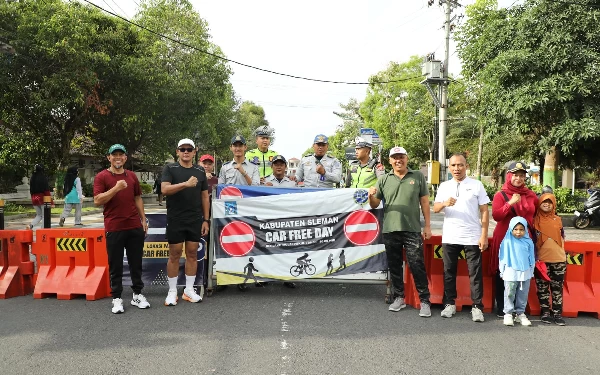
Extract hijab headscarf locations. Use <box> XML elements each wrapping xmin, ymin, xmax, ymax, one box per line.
<box><xmin>63</xmin><ymin>166</ymin><xmax>79</xmax><ymax>196</ymax></box>
<box><xmin>501</xmin><ymin>172</ymin><xmax>538</xmax><ymax>216</ymax></box>
<box><xmin>30</xmin><ymin>164</ymin><xmax>49</xmax><ymax>194</ymax></box>
<box><xmin>499</xmin><ymin>216</ymin><xmax>534</xmax><ymax>271</ymax></box>
<box><xmin>533</xmin><ymin>193</ymin><xmax>563</xmax><ymax>247</ymax></box>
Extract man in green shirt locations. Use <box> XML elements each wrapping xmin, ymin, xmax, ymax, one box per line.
<box><xmin>368</xmin><ymin>146</ymin><xmax>432</xmax><ymax>317</ymax></box>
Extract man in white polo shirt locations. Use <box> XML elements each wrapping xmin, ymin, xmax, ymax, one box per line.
<box><xmin>433</xmin><ymin>153</ymin><xmax>490</xmax><ymax>322</ymax></box>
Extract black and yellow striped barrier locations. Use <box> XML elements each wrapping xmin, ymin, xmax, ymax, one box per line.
<box><xmin>566</xmin><ymin>252</ymin><xmax>583</xmax><ymax>265</ymax></box>
<box><xmin>433</xmin><ymin>245</ymin><xmax>466</xmax><ymax>260</ymax></box>
<box><xmin>56</xmin><ymin>238</ymin><xmax>87</xmax><ymax>252</ymax></box>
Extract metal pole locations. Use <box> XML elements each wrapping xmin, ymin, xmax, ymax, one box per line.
<box><xmin>438</xmin><ymin>1</ymin><xmax>452</xmax><ymax>182</ymax></box>
<box><xmin>0</xmin><ymin>199</ymin><xmax>4</xmax><ymax>230</ymax></box>
<box><xmin>43</xmin><ymin>196</ymin><xmax>52</xmax><ymax>228</ymax></box>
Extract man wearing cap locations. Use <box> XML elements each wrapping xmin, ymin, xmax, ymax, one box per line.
<box><xmin>434</xmin><ymin>153</ymin><xmax>490</xmax><ymax>322</ymax></box>
<box><xmin>245</xmin><ymin>125</ymin><xmax>278</xmax><ymax>184</ymax></box>
<box><xmin>219</xmin><ymin>135</ymin><xmax>260</xmax><ymax>186</ymax></box>
<box><xmin>296</xmin><ymin>134</ymin><xmax>342</xmax><ymax>188</ymax></box>
<box><xmin>368</xmin><ymin>146</ymin><xmax>432</xmax><ymax>317</ymax></box>
<box><xmin>161</xmin><ymin>138</ymin><xmax>210</xmax><ymax>306</ymax></box>
<box><xmin>94</xmin><ymin>144</ymin><xmax>150</xmax><ymax>314</ymax></box>
<box><xmin>264</xmin><ymin>155</ymin><xmax>296</xmax><ymax>187</ymax></box>
<box><xmin>199</xmin><ymin>154</ymin><xmax>218</xmax><ymax>194</ymax></box>
<box><xmin>346</xmin><ymin>136</ymin><xmax>383</xmax><ymax>188</ymax></box>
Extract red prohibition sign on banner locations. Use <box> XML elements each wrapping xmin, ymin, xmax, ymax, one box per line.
<box><xmin>220</xmin><ymin>221</ymin><xmax>255</xmax><ymax>257</ymax></box>
<box><xmin>219</xmin><ymin>186</ymin><xmax>243</xmax><ymax>199</ymax></box>
<box><xmin>344</xmin><ymin>210</ymin><xmax>379</xmax><ymax>246</ymax></box>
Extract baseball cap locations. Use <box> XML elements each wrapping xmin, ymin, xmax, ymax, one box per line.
<box><xmin>177</xmin><ymin>138</ymin><xmax>195</xmax><ymax>148</ymax></box>
<box><xmin>108</xmin><ymin>144</ymin><xmax>127</xmax><ymax>154</ymax></box>
<box><xmin>355</xmin><ymin>136</ymin><xmax>372</xmax><ymax>149</ymax></box>
<box><xmin>389</xmin><ymin>146</ymin><xmax>408</xmax><ymax>157</ymax></box>
<box><xmin>507</xmin><ymin>161</ymin><xmax>527</xmax><ymax>173</ymax></box>
<box><xmin>231</xmin><ymin>135</ymin><xmax>246</xmax><ymax>145</ymax></box>
<box><xmin>272</xmin><ymin>155</ymin><xmax>287</xmax><ymax>164</ymax></box>
<box><xmin>199</xmin><ymin>154</ymin><xmax>215</xmax><ymax>163</ymax></box>
<box><xmin>313</xmin><ymin>134</ymin><xmax>328</xmax><ymax>144</ymax></box>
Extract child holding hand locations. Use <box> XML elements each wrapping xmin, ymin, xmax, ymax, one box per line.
<box><xmin>533</xmin><ymin>192</ymin><xmax>567</xmax><ymax>326</ymax></box>
<box><xmin>499</xmin><ymin>216</ymin><xmax>535</xmax><ymax>326</ymax></box>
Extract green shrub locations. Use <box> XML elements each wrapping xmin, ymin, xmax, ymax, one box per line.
<box><xmin>529</xmin><ymin>185</ymin><xmax>585</xmax><ymax>213</ymax></box>
<box><xmin>140</xmin><ymin>182</ymin><xmax>153</xmax><ymax>195</ymax></box>
<box><xmin>3</xmin><ymin>201</ymin><xmax>27</xmax><ymax>213</ymax></box>
<box><xmin>82</xmin><ymin>183</ymin><xmax>94</xmax><ymax>198</ymax></box>
<box><xmin>483</xmin><ymin>183</ymin><xmax>497</xmax><ymax>202</ymax></box>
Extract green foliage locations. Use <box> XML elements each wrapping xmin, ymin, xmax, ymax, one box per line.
<box><xmin>529</xmin><ymin>185</ymin><xmax>586</xmax><ymax>213</ymax></box>
<box><xmin>82</xmin><ymin>183</ymin><xmax>94</xmax><ymax>198</ymax></box>
<box><xmin>3</xmin><ymin>201</ymin><xmax>27</xmax><ymax>213</ymax></box>
<box><xmin>483</xmin><ymin>183</ymin><xmax>498</xmax><ymax>202</ymax></box>
<box><xmin>140</xmin><ymin>182</ymin><xmax>153</xmax><ymax>195</ymax></box>
<box><xmin>456</xmin><ymin>0</ymin><xmax>600</xmax><ymax>171</ymax></box>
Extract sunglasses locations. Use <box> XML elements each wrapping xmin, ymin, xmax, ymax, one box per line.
<box><xmin>178</xmin><ymin>147</ymin><xmax>194</xmax><ymax>153</ymax></box>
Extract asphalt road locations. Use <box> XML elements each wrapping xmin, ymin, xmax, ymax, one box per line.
<box><xmin>2</xmin><ymin>204</ymin><xmax>600</xmax><ymax>375</ymax></box>
<box><xmin>1</xmin><ymin>283</ymin><xmax>599</xmax><ymax>375</ymax></box>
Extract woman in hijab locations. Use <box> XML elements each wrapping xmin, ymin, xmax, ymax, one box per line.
<box><xmin>490</xmin><ymin>161</ymin><xmax>538</xmax><ymax>317</ymax></box>
<box><xmin>29</xmin><ymin>164</ymin><xmax>51</xmax><ymax>229</ymax></box>
<box><xmin>59</xmin><ymin>166</ymin><xmax>84</xmax><ymax>226</ymax></box>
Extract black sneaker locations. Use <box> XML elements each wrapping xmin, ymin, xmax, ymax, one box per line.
<box><xmin>283</xmin><ymin>282</ymin><xmax>296</xmax><ymax>289</ymax></box>
<box><xmin>554</xmin><ymin>314</ymin><xmax>566</xmax><ymax>326</ymax></box>
<box><xmin>237</xmin><ymin>284</ymin><xmax>248</xmax><ymax>292</ymax></box>
<box><xmin>540</xmin><ymin>312</ymin><xmax>553</xmax><ymax>324</ymax></box>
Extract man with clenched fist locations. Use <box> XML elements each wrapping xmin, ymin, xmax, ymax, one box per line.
<box><xmin>161</xmin><ymin>138</ymin><xmax>210</xmax><ymax>306</ymax></box>
<box><xmin>94</xmin><ymin>143</ymin><xmax>150</xmax><ymax>314</ymax></box>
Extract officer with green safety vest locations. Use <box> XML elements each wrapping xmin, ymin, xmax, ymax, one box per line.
<box><xmin>245</xmin><ymin>125</ymin><xmax>278</xmax><ymax>184</ymax></box>
<box><xmin>346</xmin><ymin>137</ymin><xmax>383</xmax><ymax>188</ymax></box>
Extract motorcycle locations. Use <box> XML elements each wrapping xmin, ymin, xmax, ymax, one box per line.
<box><xmin>573</xmin><ymin>188</ymin><xmax>600</xmax><ymax>229</ymax></box>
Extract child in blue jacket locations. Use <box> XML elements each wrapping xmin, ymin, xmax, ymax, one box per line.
<box><xmin>499</xmin><ymin>216</ymin><xmax>535</xmax><ymax>327</ymax></box>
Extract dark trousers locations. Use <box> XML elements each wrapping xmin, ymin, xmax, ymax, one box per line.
<box><xmin>106</xmin><ymin>227</ymin><xmax>145</xmax><ymax>299</ymax></box>
<box><xmin>536</xmin><ymin>262</ymin><xmax>566</xmax><ymax>315</ymax></box>
<box><xmin>442</xmin><ymin>243</ymin><xmax>483</xmax><ymax>308</ymax></box>
<box><xmin>495</xmin><ymin>271</ymin><xmax>504</xmax><ymax>315</ymax></box>
<box><xmin>383</xmin><ymin>231</ymin><xmax>430</xmax><ymax>304</ymax></box>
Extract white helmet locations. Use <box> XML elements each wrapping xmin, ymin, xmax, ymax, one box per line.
<box><xmin>254</xmin><ymin>125</ymin><xmax>274</xmax><ymax>137</ymax></box>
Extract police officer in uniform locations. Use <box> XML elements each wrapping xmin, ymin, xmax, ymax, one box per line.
<box><xmin>296</xmin><ymin>134</ymin><xmax>342</xmax><ymax>188</ymax></box>
<box><xmin>245</xmin><ymin>125</ymin><xmax>277</xmax><ymax>184</ymax></box>
<box><xmin>218</xmin><ymin>135</ymin><xmax>260</xmax><ymax>186</ymax></box>
<box><xmin>346</xmin><ymin>137</ymin><xmax>383</xmax><ymax>188</ymax></box>
<box><xmin>264</xmin><ymin>155</ymin><xmax>296</xmax><ymax>187</ymax></box>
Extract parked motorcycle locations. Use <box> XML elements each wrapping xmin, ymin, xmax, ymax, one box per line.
<box><xmin>573</xmin><ymin>189</ymin><xmax>600</xmax><ymax>229</ymax></box>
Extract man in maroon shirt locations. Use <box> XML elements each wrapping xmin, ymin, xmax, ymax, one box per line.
<box><xmin>94</xmin><ymin>144</ymin><xmax>150</xmax><ymax>314</ymax></box>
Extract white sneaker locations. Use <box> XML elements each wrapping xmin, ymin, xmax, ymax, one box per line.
<box><xmin>515</xmin><ymin>313</ymin><xmax>532</xmax><ymax>326</ymax></box>
<box><xmin>440</xmin><ymin>304</ymin><xmax>456</xmax><ymax>318</ymax></box>
<box><xmin>471</xmin><ymin>306</ymin><xmax>485</xmax><ymax>322</ymax></box>
<box><xmin>182</xmin><ymin>287</ymin><xmax>202</xmax><ymax>303</ymax></box>
<box><xmin>111</xmin><ymin>298</ymin><xmax>124</xmax><ymax>314</ymax></box>
<box><xmin>164</xmin><ymin>289</ymin><xmax>178</xmax><ymax>306</ymax></box>
<box><xmin>388</xmin><ymin>297</ymin><xmax>406</xmax><ymax>312</ymax></box>
<box><xmin>131</xmin><ymin>293</ymin><xmax>150</xmax><ymax>309</ymax></box>
<box><xmin>503</xmin><ymin>313</ymin><xmax>514</xmax><ymax>326</ymax></box>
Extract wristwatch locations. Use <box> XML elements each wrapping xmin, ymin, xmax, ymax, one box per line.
<box><xmin>204</xmin><ymin>219</ymin><xmax>210</xmax><ymax>223</ymax></box>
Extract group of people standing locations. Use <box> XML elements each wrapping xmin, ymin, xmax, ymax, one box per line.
<box><xmin>369</xmin><ymin>151</ymin><xmax>566</xmax><ymax>326</ymax></box>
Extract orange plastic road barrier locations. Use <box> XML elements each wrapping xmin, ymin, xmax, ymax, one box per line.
<box><xmin>0</xmin><ymin>230</ymin><xmax>35</xmax><ymax>298</ymax></box>
<box><xmin>424</xmin><ymin>236</ymin><xmax>493</xmax><ymax>313</ymax></box>
<box><xmin>402</xmin><ymin>236</ymin><xmax>493</xmax><ymax>313</ymax></box>
<box><xmin>528</xmin><ymin>241</ymin><xmax>600</xmax><ymax>319</ymax></box>
<box><xmin>32</xmin><ymin>228</ymin><xmax>111</xmax><ymax>300</ymax></box>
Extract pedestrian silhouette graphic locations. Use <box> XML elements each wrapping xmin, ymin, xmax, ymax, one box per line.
<box><xmin>326</xmin><ymin>253</ymin><xmax>334</xmax><ymax>275</ymax></box>
<box><xmin>337</xmin><ymin>250</ymin><xmax>347</xmax><ymax>271</ymax></box>
<box><xmin>243</xmin><ymin>257</ymin><xmax>261</xmax><ymax>286</ymax></box>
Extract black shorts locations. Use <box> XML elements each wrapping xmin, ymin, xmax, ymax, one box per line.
<box><xmin>166</xmin><ymin>218</ymin><xmax>202</xmax><ymax>244</ymax></box>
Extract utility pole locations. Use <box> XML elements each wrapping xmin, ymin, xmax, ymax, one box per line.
<box><xmin>422</xmin><ymin>0</ymin><xmax>460</xmax><ymax>183</ymax></box>
<box><xmin>438</xmin><ymin>1</ymin><xmax>452</xmax><ymax>182</ymax></box>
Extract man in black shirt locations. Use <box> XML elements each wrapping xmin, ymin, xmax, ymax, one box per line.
<box><xmin>161</xmin><ymin>138</ymin><xmax>210</xmax><ymax>306</ymax></box>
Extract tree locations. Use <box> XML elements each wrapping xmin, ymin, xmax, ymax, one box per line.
<box><xmin>456</xmin><ymin>0</ymin><xmax>600</xmax><ymax>187</ymax></box>
<box><xmin>230</xmin><ymin>101</ymin><xmax>270</xmax><ymax>152</ymax></box>
<box><xmin>327</xmin><ymin>98</ymin><xmax>364</xmax><ymax>166</ymax></box>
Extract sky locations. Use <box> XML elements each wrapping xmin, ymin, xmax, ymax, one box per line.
<box><xmin>82</xmin><ymin>0</ymin><xmax>516</xmax><ymax>160</ymax></box>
